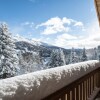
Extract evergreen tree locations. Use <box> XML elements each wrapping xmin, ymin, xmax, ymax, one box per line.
<box><xmin>18</xmin><ymin>51</ymin><xmax>43</xmax><ymax>74</ymax></box>
<box><xmin>70</xmin><ymin>47</ymin><xmax>76</xmax><ymax>64</ymax></box>
<box><xmin>0</xmin><ymin>23</ymin><xmax>18</xmax><ymax>79</ymax></box>
<box><xmin>94</xmin><ymin>48</ymin><xmax>97</xmax><ymax>60</ymax></box>
<box><xmin>59</xmin><ymin>48</ymin><xmax>66</xmax><ymax>65</ymax></box>
<box><xmin>49</xmin><ymin>49</ymin><xmax>65</xmax><ymax>68</ymax></box>
<box><xmin>81</xmin><ymin>47</ymin><xmax>87</xmax><ymax>61</ymax></box>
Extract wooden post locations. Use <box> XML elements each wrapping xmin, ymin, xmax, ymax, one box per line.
<box><xmin>97</xmin><ymin>68</ymin><xmax>100</xmax><ymax>88</ymax></box>
<box><xmin>76</xmin><ymin>85</ymin><xmax>80</xmax><ymax>100</ymax></box>
<box><xmin>67</xmin><ymin>92</ymin><xmax>70</xmax><ymax>100</ymax></box>
<box><xmin>72</xmin><ymin>88</ymin><xmax>75</xmax><ymax>100</ymax></box>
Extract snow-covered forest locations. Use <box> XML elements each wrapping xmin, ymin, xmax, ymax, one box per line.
<box><xmin>0</xmin><ymin>23</ymin><xmax>100</xmax><ymax>79</ymax></box>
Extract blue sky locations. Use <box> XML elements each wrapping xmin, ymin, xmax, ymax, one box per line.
<box><xmin>0</xmin><ymin>0</ymin><xmax>100</xmax><ymax>48</ymax></box>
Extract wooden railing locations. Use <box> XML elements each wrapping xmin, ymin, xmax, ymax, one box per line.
<box><xmin>0</xmin><ymin>61</ymin><xmax>99</xmax><ymax>100</ymax></box>
<box><xmin>43</xmin><ymin>66</ymin><xmax>100</xmax><ymax>100</ymax></box>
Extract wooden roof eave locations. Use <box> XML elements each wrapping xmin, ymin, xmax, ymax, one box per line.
<box><xmin>94</xmin><ymin>0</ymin><xmax>100</xmax><ymax>26</ymax></box>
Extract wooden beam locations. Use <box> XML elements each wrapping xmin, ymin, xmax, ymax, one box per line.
<box><xmin>94</xmin><ymin>0</ymin><xmax>100</xmax><ymax>26</ymax></box>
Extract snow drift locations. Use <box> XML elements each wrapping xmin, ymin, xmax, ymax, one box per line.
<box><xmin>0</xmin><ymin>60</ymin><xmax>100</xmax><ymax>100</ymax></box>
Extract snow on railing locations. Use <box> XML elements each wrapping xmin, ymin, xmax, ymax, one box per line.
<box><xmin>0</xmin><ymin>60</ymin><xmax>99</xmax><ymax>100</ymax></box>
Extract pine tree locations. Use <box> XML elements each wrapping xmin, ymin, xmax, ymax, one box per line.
<box><xmin>94</xmin><ymin>48</ymin><xmax>97</xmax><ymax>60</ymax></box>
<box><xmin>18</xmin><ymin>51</ymin><xmax>43</xmax><ymax>74</ymax></box>
<box><xmin>81</xmin><ymin>48</ymin><xmax>87</xmax><ymax>61</ymax></box>
<box><xmin>0</xmin><ymin>23</ymin><xmax>18</xmax><ymax>79</ymax></box>
<box><xmin>70</xmin><ymin>47</ymin><xmax>76</xmax><ymax>64</ymax></box>
<box><xmin>59</xmin><ymin>48</ymin><xmax>66</xmax><ymax>65</ymax></box>
<box><xmin>49</xmin><ymin>49</ymin><xmax>59</xmax><ymax>67</ymax></box>
<box><xmin>49</xmin><ymin>49</ymin><xmax>65</xmax><ymax>68</ymax></box>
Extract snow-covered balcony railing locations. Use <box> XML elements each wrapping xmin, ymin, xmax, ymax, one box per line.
<box><xmin>0</xmin><ymin>60</ymin><xmax>100</xmax><ymax>100</ymax></box>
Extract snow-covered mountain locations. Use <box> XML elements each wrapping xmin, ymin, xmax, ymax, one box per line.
<box><xmin>13</xmin><ymin>36</ymin><xmax>72</xmax><ymax>74</ymax></box>
<box><xmin>13</xmin><ymin>35</ymin><xmax>70</xmax><ymax>57</ymax></box>
<box><xmin>13</xmin><ymin>36</ymin><xmax>98</xmax><ymax>75</ymax></box>
<box><xmin>13</xmin><ymin>35</ymin><xmax>52</xmax><ymax>47</ymax></box>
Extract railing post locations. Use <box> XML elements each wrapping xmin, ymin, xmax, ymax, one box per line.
<box><xmin>67</xmin><ymin>92</ymin><xmax>70</xmax><ymax>100</ymax></box>
<box><xmin>76</xmin><ymin>85</ymin><xmax>79</xmax><ymax>100</ymax></box>
<box><xmin>72</xmin><ymin>88</ymin><xmax>75</xmax><ymax>100</ymax></box>
<box><xmin>97</xmin><ymin>68</ymin><xmax>100</xmax><ymax>88</ymax></box>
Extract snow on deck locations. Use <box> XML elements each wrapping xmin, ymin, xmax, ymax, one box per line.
<box><xmin>0</xmin><ymin>60</ymin><xmax>99</xmax><ymax>100</ymax></box>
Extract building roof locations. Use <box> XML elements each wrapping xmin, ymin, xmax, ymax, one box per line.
<box><xmin>95</xmin><ymin>0</ymin><xmax>100</xmax><ymax>25</ymax></box>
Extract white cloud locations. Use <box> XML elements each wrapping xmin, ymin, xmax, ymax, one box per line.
<box><xmin>53</xmin><ymin>19</ymin><xmax>100</xmax><ymax>49</ymax></box>
<box><xmin>56</xmin><ymin>33</ymin><xmax>77</xmax><ymax>40</ymax></box>
<box><xmin>36</xmin><ymin>17</ymin><xmax>84</xmax><ymax>35</ymax></box>
<box><xmin>62</xmin><ymin>17</ymin><xmax>72</xmax><ymax>25</ymax></box>
<box><xmin>41</xmin><ymin>26</ymin><xmax>70</xmax><ymax>35</ymax></box>
<box><xmin>21</xmin><ymin>22</ymin><xmax>34</xmax><ymax>28</ymax></box>
<box><xmin>74</xmin><ymin>22</ymin><xmax>83</xmax><ymax>27</ymax></box>
<box><xmin>41</xmin><ymin>26</ymin><xmax>58</xmax><ymax>35</ymax></box>
<box><xmin>74</xmin><ymin>21</ymin><xmax>85</xmax><ymax>31</ymax></box>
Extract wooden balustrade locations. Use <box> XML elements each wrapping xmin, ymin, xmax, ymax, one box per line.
<box><xmin>43</xmin><ymin>67</ymin><xmax>100</xmax><ymax>100</ymax></box>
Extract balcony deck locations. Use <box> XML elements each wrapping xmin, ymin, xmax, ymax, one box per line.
<box><xmin>43</xmin><ymin>66</ymin><xmax>100</xmax><ymax>100</ymax></box>
<box><xmin>0</xmin><ymin>60</ymin><xmax>99</xmax><ymax>100</ymax></box>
